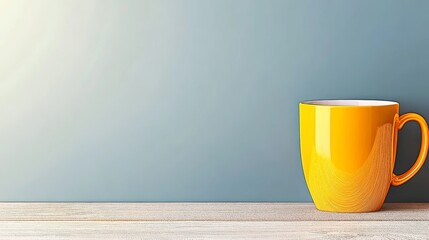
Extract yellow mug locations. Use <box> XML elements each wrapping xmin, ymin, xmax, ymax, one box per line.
<box><xmin>299</xmin><ymin>100</ymin><xmax>429</xmax><ymax>212</ymax></box>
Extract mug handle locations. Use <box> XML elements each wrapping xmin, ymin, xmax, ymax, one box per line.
<box><xmin>392</xmin><ymin>113</ymin><xmax>429</xmax><ymax>186</ymax></box>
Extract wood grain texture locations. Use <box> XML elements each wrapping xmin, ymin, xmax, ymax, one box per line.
<box><xmin>0</xmin><ymin>203</ymin><xmax>427</xmax><ymax>221</ymax></box>
<box><xmin>0</xmin><ymin>203</ymin><xmax>426</xmax><ymax>239</ymax></box>
<box><xmin>0</xmin><ymin>221</ymin><xmax>427</xmax><ymax>240</ymax></box>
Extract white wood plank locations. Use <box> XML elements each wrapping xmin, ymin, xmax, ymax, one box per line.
<box><xmin>0</xmin><ymin>203</ymin><xmax>427</xmax><ymax>221</ymax></box>
<box><xmin>0</xmin><ymin>221</ymin><xmax>426</xmax><ymax>240</ymax></box>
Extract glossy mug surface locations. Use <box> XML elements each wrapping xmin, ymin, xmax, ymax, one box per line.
<box><xmin>300</xmin><ymin>100</ymin><xmax>428</xmax><ymax>212</ymax></box>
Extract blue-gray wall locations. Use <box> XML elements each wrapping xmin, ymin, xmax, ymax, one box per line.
<box><xmin>0</xmin><ymin>0</ymin><xmax>428</xmax><ymax>201</ymax></box>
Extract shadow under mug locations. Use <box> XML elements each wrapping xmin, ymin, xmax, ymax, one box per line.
<box><xmin>299</xmin><ymin>100</ymin><xmax>428</xmax><ymax>212</ymax></box>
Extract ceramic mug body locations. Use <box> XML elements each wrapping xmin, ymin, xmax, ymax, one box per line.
<box><xmin>299</xmin><ymin>100</ymin><xmax>428</xmax><ymax>213</ymax></box>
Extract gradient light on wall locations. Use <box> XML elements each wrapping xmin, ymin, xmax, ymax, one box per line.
<box><xmin>0</xmin><ymin>0</ymin><xmax>428</xmax><ymax>201</ymax></box>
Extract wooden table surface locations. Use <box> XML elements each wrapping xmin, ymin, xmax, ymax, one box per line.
<box><xmin>0</xmin><ymin>203</ymin><xmax>427</xmax><ymax>239</ymax></box>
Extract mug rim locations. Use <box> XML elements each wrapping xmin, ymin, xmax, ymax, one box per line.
<box><xmin>300</xmin><ymin>99</ymin><xmax>399</xmax><ymax>107</ymax></box>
